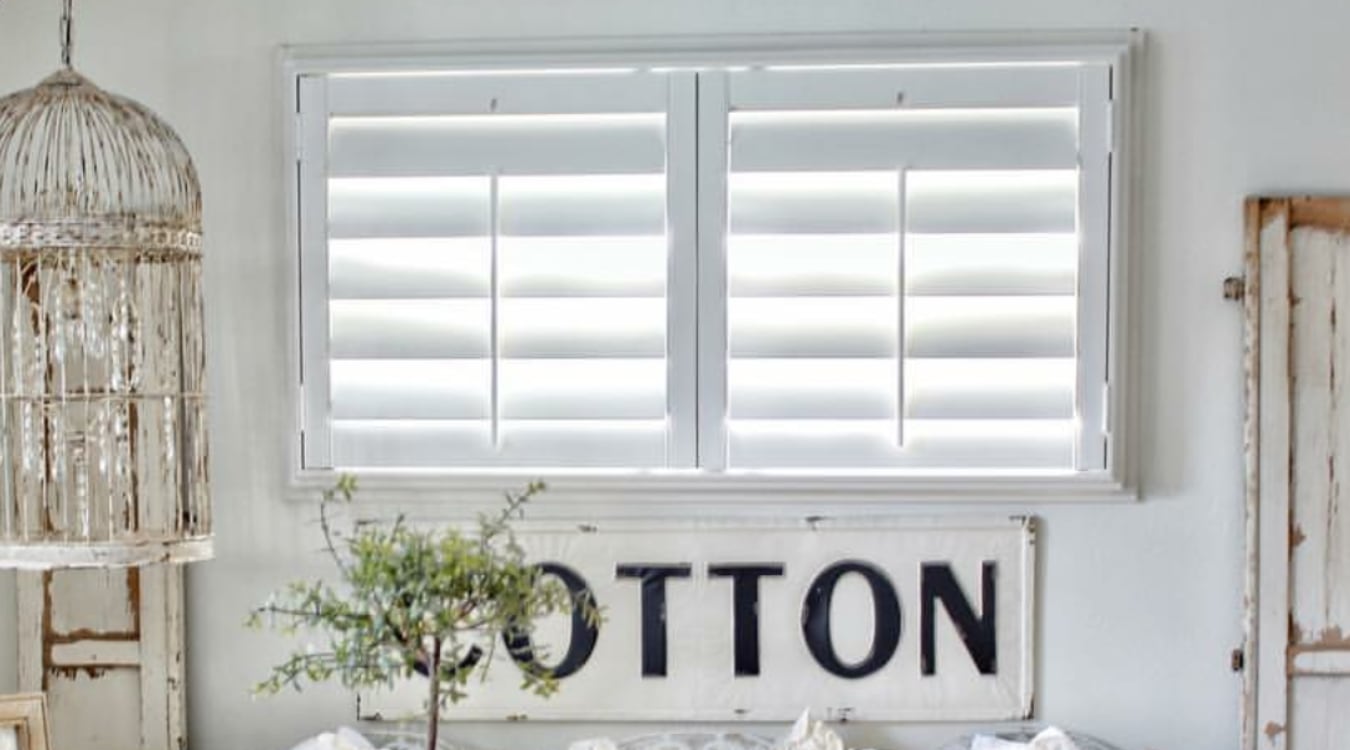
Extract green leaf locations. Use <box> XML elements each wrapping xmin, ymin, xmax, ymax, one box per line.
<box><xmin>249</xmin><ymin>478</ymin><xmax>603</xmax><ymax>717</ymax></box>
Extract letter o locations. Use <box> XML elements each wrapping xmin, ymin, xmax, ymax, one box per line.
<box><xmin>801</xmin><ymin>560</ymin><xmax>901</xmax><ymax>679</ymax></box>
<box><xmin>504</xmin><ymin>562</ymin><xmax>599</xmax><ymax>679</ymax></box>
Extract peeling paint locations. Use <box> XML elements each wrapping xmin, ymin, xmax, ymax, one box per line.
<box><xmin>1290</xmin><ymin>625</ymin><xmax>1350</xmax><ymax>652</ymax></box>
<box><xmin>41</xmin><ymin>569</ymin><xmax>143</xmax><ymax>686</ymax></box>
<box><xmin>1260</xmin><ymin>197</ymin><xmax>1290</xmax><ymax>230</ymax></box>
<box><xmin>1290</xmin><ymin>524</ymin><xmax>1307</xmax><ymax>547</ymax></box>
<box><xmin>1289</xmin><ymin>198</ymin><xmax>1350</xmax><ymax>233</ymax></box>
<box><xmin>1241</xmin><ymin>198</ymin><xmax>1263</xmax><ymax>750</ymax></box>
<box><xmin>49</xmin><ymin>666</ymin><xmax>110</xmax><ymax>680</ymax></box>
<box><xmin>1245</xmin><ymin>197</ymin><xmax>1350</xmax><ymax>750</ymax></box>
<box><xmin>19</xmin><ymin>567</ymin><xmax>187</xmax><ymax>750</ymax></box>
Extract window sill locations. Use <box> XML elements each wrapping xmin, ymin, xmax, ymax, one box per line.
<box><xmin>286</xmin><ymin>468</ymin><xmax>1136</xmax><ymax>518</ymax></box>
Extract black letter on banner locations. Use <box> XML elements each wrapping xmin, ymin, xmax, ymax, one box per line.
<box><xmin>920</xmin><ymin>561</ymin><xmax>997</xmax><ymax>676</ymax></box>
<box><xmin>503</xmin><ymin>562</ymin><xmax>600</xmax><ymax>679</ymax></box>
<box><xmin>616</xmin><ymin>564</ymin><xmax>692</xmax><ymax>677</ymax></box>
<box><xmin>709</xmin><ymin>564</ymin><xmax>785</xmax><ymax>676</ymax></box>
<box><xmin>801</xmin><ymin>560</ymin><xmax>901</xmax><ymax>679</ymax></box>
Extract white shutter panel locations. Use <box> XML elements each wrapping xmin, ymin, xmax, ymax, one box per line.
<box><xmin>720</xmin><ymin>65</ymin><xmax>1108</xmax><ymax>471</ymax></box>
<box><xmin>302</xmin><ymin>71</ymin><xmax>681</xmax><ymax>468</ymax></box>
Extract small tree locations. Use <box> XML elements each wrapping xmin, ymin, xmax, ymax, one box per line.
<box><xmin>248</xmin><ymin>477</ymin><xmax>595</xmax><ymax>750</ymax></box>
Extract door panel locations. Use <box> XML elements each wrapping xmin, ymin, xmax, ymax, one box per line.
<box><xmin>1247</xmin><ymin>197</ymin><xmax>1350</xmax><ymax>750</ymax></box>
<box><xmin>17</xmin><ymin>565</ymin><xmax>186</xmax><ymax>750</ymax></box>
<box><xmin>1289</xmin><ymin>680</ymin><xmax>1350</xmax><ymax>750</ymax></box>
<box><xmin>1288</xmin><ymin>227</ymin><xmax>1350</xmax><ymax>665</ymax></box>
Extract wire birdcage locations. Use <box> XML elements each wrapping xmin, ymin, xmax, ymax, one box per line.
<box><xmin>0</xmin><ymin>0</ymin><xmax>210</xmax><ymax>567</ymax></box>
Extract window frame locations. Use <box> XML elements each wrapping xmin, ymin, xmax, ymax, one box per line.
<box><xmin>280</xmin><ymin>31</ymin><xmax>1141</xmax><ymax>513</ymax></box>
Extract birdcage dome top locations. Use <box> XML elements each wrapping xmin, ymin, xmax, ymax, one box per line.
<box><xmin>0</xmin><ymin>68</ymin><xmax>201</xmax><ymax>232</ymax></box>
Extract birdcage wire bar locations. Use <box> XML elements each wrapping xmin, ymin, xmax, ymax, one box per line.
<box><xmin>0</xmin><ymin>50</ymin><xmax>211</xmax><ymax>567</ymax></box>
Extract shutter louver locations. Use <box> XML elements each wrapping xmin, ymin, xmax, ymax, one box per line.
<box><xmin>315</xmin><ymin>72</ymin><xmax>674</xmax><ymax>468</ymax></box>
<box><xmin>722</xmin><ymin>66</ymin><xmax>1094</xmax><ymax>470</ymax></box>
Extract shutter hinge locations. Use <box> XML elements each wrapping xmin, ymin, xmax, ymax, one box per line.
<box><xmin>1230</xmin><ymin>646</ymin><xmax>1245</xmax><ymax>672</ymax></box>
<box><xmin>1223</xmin><ymin>276</ymin><xmax>1247</xmax><ymax>301</ymax></box>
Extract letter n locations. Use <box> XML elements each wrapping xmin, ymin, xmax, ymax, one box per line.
<box><xmin>920</xmin><ymin>561</ymin><xmax>997</xmax><ymax>675</ymax></box>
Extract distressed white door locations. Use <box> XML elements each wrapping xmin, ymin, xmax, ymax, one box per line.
<box><xmin>1246</xmin><ymin>197</ymin><xmax>1350</xmax><ymax>750</ymax></box>
<box><xmin>16</xmin><ymin>566</ymin><xmax>186</xmax><ymax>750</ymax></box>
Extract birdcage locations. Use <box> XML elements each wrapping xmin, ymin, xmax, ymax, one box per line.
<box><xmin>0</xmin><ymin>7</ymin><xmax>210</xmax><ymax>567</ymax></box>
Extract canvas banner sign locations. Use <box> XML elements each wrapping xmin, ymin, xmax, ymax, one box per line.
<box><xmin>358</xmin><ymin>516</ymin><xmax>1035</xmax><ymax>722</ymax></box>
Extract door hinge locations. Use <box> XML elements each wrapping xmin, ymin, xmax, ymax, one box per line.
<box><xmin>1223</xmin><ymin>276</ymin><xmax>1246</xmax><ymax>302</ymax></box>
<box><xmin>1230</xmin><ymin>647</ymin><xmax>1245</xmax><ymax>672</ymax></box>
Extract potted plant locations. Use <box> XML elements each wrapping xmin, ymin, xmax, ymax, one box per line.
<box><xmin>248</xmin><ymin>477</ymin><xmax>597</xmax><ymax>750</ymax></box>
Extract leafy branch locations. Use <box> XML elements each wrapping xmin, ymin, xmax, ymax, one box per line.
<box><xmin>248</xmin><ymin>478</ymin><xmax>598</xmax><ymax>750</ymax></box>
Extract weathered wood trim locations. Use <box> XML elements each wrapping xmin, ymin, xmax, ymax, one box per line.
<box><xmin>45</xmin><ymin>569</ymin><xmax>140</xmax><ymax>643</ymax></box>
<box><xmin>15</xmin><ymin>566</ymin><xmax>187</xmax><ymax>750</ymax></box>
<box><xmin>1287</xmin><ymin>197</ymin><xmax>1350</xmax><ymax>234</ymax></box>
<box><xmin>0</xmin><ymin>538</ymin><xmax>211</xmax><ymax>570</ymax></box>
<box><xmin>16</xmin><ymin>572</ymin><xmax>43</xmax><ymax>692</ymax></box>
<box><xmin>1291</xmin><ymin>649</ymin><xmax>1350</xmax><ymax>675</ymax></box>
<box><xmin>1242</xmin><ymin>197</ymin><xmax>1264</xmax><ymax>750</ymax></box>
<box><xmin>1291</xmin><ymin>642</ymin><xmax>1350</xmax><ymax>654</ymax></box>
<box><xmin>139</xmin><ymin>565</ymin><xmax>187</xmax><ymax>750</ymax></box>
<box><xmin>50</xmin><ymin>640</ymin><xmax>141</xmax><ymax>667</ymax></box>
<box><xmin>1252</xmin><ymin>197</ymin><xmax>1293</xmax><ymax>750</ymax></box>
<box><xmin>1246</xmin><ymin>195</ymin><xmax>1350</xmax><ymax>749</ymax></box>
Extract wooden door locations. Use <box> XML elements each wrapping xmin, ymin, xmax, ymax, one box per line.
<box><xmin>1246</xmin><ymin>197</ymin><xmax>1350</xmax><ymax>750</ymax></box>
<box><xmin>16</xmin><ymin>566</ymin><xmax>186</xmax><ymax>750</ymax></box>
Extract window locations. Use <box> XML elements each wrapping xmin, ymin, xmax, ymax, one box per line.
<box><xmin>287</xmin><ymin>35</ymin><xmax>1134</xmax><ymax>497</ymax></box>
<box><xmin>300</xmin><ymin>72</ymin><xmax>678</xmax><ymax>469</ymax></box>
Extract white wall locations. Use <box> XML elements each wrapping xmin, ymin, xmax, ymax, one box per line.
<box><xmin>5</xmin><ymin>0</ymin><xmax>1349</xmax><ymax>747</ymax></box>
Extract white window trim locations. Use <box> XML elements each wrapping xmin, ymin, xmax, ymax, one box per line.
<box><xmin>279</xmin><ymin>30</ymin><xmax>1142</xmax><ymax>513</ymax></box>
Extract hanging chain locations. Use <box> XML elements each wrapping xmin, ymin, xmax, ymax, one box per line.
<box><xmin>60</xmin><ymin>0</ymin><xmax>73</xmax><ymax>67</ymax></box>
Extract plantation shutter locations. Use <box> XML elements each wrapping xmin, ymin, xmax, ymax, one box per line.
<box><xmin>712</xmin><ymin>64</ymin><xmax>1113</xmax><ymax>470</ymax></box>
<box><xmin>298</xmin><ymin>70</ymin><xmax>690</xmax><ymax>468</ymax></box>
